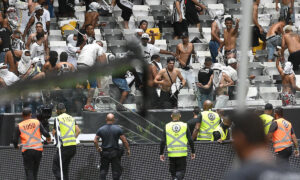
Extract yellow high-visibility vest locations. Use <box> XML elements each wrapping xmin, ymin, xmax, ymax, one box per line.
<box><xmin>197</xmin><ymin>111</ymin><xmax>220</xmax><ymax>140</ymax></box>
<box><xmin>166</xmin><ymin>121</ymin><xmax>188</xmax><ymax>157</ymax></box>
<box><xmin>57</xmin><ymin>113</ymin><xmax>76</xmax><ymax>146</ymax></box>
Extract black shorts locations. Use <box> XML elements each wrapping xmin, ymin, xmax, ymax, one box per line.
<box><xmin>174</xmin><ymin>20</ymin><xmax>188</xmax><ymax>37</ymax></box>
<box><xmin>185</xmin><ymin>11</ymin><xmax>200</xmax><ymax>25</ymax></box>
<box><xmin>252</xmin><ymin>26</ymin><xmax>266</xmax><ymax>47</ymax></box>
<box><xmin>116</xmin><ymin>0</ymin><xmax>133</xmax><ymax>21</ymax></box>
<box><xmin>288</xmin><ymin>50</ymin><xmax>300</xmax><ymax>71</ymax></box>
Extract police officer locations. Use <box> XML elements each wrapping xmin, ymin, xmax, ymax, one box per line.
<box><xmin>94</xmin><ymin>113</ymin><xmax>130</xmax><ymax>180</ymax></box>
<box><xmin>13</xmin><ymin>107</ymin><xmax>51</xmax><ymax>180</ymax></box>
<box><xmin>192</xmin><ymin>100</ymin><xmax>220</xmax><ymax>140</ymax></box>
<box><xmin>268</xmin><ymin>107</ymin><xmax>299</xmax><ymax>163</ymax></box>
<box><xmin>211</xmin><ymin>116</ymin><xmax>231</xmax><ymax>143</ymax></box>
<box><xmin>259</xmin><ymin>103</ymin><xmax>274</xmax><ymax>135</ymax></box>
<box><xmin>160</xmin><ymin>110</ymin><xmax>195</xmax><ymax>180</ymax></box>
<box><xmin>52</xmin><ymin>103</ymin><xmax>81</xmax><ymax>180</ymax></box>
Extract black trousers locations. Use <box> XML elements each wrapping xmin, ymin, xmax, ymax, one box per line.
<box><xmin>52</xmin><ymin>145</ymin><xmax>76</xmax><ymax>180</ymax></box>
<box><xmin>160</xmin><ymin>91</ymin><xmax>177</xmax><ymax>109</ymax></box>
<box><xmin>169</xmin><ymin>157</ymin><xmax>187</xmax><ymax>180</ymax></box>
<box><xmin>147</xmin><ymin>87</ymin><xmax>160</xmax><ymax>109</ymax></box>
<box><xmin>100</xmin><ymin>149</ymin><xmax>122</xmax><ymax>180</ymax></box>
<box><xmin>22</xmin><ymin>150</ymin><xmax>42</xmax><ymax>180</ymax></box>
<box><xmin>276</xmin><ymin>146</ymin><xmax>293</xmax><ymax>164</ymax></box>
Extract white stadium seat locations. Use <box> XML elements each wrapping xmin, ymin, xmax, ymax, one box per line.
<box><xmin>132</xmin><ymin>5</ymin><xmax>150</xmax><ymax>17</ymax></box>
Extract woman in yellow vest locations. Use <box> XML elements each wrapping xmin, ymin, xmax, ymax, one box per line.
<box><xmin>160</xmin><ymin>110</ymin><xmax>195</xmax><ymax>180</ymax></box>
<box><xmin>52</xmin><ymin>103</ymin><xmax>81</xmax><ymax>180</ymax></box>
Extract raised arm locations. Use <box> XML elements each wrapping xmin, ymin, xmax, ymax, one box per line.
<box><xmin>233</xmin><ymin>19</ymin><xmax>240</xmax><ymax>34</ymax></box>
<box><xmin>23</xmin><ymin>16</ymin><xmax>35</xmax><ymax>40</ymax></box>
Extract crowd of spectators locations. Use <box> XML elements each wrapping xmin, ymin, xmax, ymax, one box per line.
<box><xmin>1</xmin><ymin>0</ymin><xmax>300</xmax><ymax>112</ymax></box>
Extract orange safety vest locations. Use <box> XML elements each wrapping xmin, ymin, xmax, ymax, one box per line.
<box><xmin>19</xmin><ymin>119</ymin><xmax>43</xmax><ymax>152</ymax></box>
<box><xmin>272</xmin><ymin>118</ymin><xmax>293</xmax><ymax>153</ymax></box>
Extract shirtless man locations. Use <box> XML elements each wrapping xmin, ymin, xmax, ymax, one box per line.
<box><xmin>55</xmin><ymin>52</ymin><xmax>75</xmax><ymax>73</ymax></box>
<box><xmin>23</xmin><ymin>5</ymin><xmax>44</xmax><ymax>39</ymax></box>
<box><xmin>276</xmin><ymin>0</ymin><xmax>294</xmax><ymax>24</ymax></box>
<box><xmin>25</xmin><ymin>22</ymin><xmax>48</xmax><ymax>50</ymax></box>
<box><xmin>209</xmin><ymin>17</ymin><xmax>223</xmax><ymax>63</ymax></box>
<box><xmin>266</xmin><ymin>19</ymin><xmax>286</xmax><ymax>62</ymax></box>
<box><xmin>42</xmin><ymin>51</ymin><xmax>58</xmax><ymax>74</ymax></box>
<box><xmin>154</xmin><ymin>58</ymin><xmax>186</xmax><ymax>109</ymax></box>
<box><xmin>276</xmin><ymin>53</ymin><xmax>300</xmax><ymax>106</ymax></box>
<box><xmin>148</xmin><ymin>55</ymin><xmax>162</xmax><ymax>109</ymax></box>
<box><xmin>220</xmin><ymin>17</ymin><xmax>239</xmax><ymax>60</ymax></box>
<box><xmin>281</xmin><ymin>25</ymin><xmax>300</xmax><ymax>71</ymax></box>
<box><xmin>82</xmin><ymin>2</ymin><xmax>103</xmax><ymax>29</ymax></box>
<box><xmin>252</xmin><ymin>0</ymin><xmax>266</xmax><ymax>48</ymax></box>
<box><xmin>176</xmin><ymin>32</ymin><xmax>195</xmax><ymax>89</ymax></box>
<box><xmin>77</xmin><ymin>24</ymin><xmax>96</xmax><ymax>49</ymax></box>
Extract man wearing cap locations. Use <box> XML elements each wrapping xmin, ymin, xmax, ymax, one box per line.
<box><xmin>160</xmin><ymin>110</ymin><xmax>195</xmax><ymax>180</ymax></box>
<box><xmin>176</xmin><ymin>32</ymin><xmax>196</xmax><ymax>90</ymax></box>
<box><xmin>141</xmin><ymin>33</ymin><xmax>176</xmax><ymax>63</ymax></box>
<box><xmin>13</xmin><ymin>107</ymin><xmax>51</xmax><ymax>180</ymax></box>
<box><xmin>52</xmin><ymin>103</ymin><xmax>81</xmax><ymax>180</ymax></box>
<box><xmin>23</xmin><ymin>5</ymin><xmax>44</xmax><ymax>39</ymax></box>
<box><xmin>276</xmin><ymin>52</ymin><xmax>300</xmax><ymax>106</ymax></box>
<box><xmin>281</xmin><ymin>25</ymin><xmax>300</xmax><ymax>72</ymax></box>
<box><xmin>259</xmin><ymin>103</ymin><xmax>274</xmax><ymax>135</ymax></box>
<box><xmin>268</xmin><ymin>106</ymin><xmax>299</xmax><ymax>164</ymax></box>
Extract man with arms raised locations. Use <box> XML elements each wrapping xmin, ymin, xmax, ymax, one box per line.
<box><xmin>154</xmin><ymin>58</ymin><xmax>186</xmax><ymax>109</ymax></box>
<box><xmin>176</xmin><ymin>32</ymin><xmax>195</xmax><ymax>89</ymax></box>
<box><xmin>220</xmin><ymin>17</ymin><xmax>239</xmax><ymax>60</ymax></box>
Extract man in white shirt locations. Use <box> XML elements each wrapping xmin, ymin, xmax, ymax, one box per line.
<box><xmin>66</xmin><ymin>34</ymin><xmax>80</xmax><ymax>69</ymax></box>
<box><xmin>141</xmin><ymin>33</ymin><xmax>176</xmax><ymax>63</ymax></box>
<box><xmin>77</xmin><ymin>41</ymin><xmax>107</xmax><ymax>111</ymax></box>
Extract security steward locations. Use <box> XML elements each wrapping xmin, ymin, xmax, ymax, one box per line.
<box><xmin>211</xmin><ymin>116</ymin><xmax>231</xmax><ymax>143</ymax></box>
<box><xmin>192</xmin><ymin>100</ymin><xmax>220</xmax><ymax>140</ymax></box>
<box><xmin>94</xmin><ymin>113</ymin><xmax>130</xmax><ymax>180</ymax></box>
<box><xmin>259</xmin><ymin>103</ymin><xmax>274</xmax><ymax>135</ymax></box>
<box><xmin>268</xmin><ymin>106</ymin><xmax>299</xmax><ymax>163</ymax></box>
<box><xmin>52</xmin><ymin>103</ymin><xmax>81</xmax><ymax>180</ymax></box>
<box><xmin>13</xmin><ymin>107</ymin><xmax>51</xmax><ymax>180</ymax></box>
<box><xmin>160</xmin><ymin>110</ymin><xmax>195</xmax><ymax>180</ymax></box>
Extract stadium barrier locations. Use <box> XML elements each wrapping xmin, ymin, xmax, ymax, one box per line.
<box><xmin>1</xmin><ymin>142</ymin><xmax>300</xmax><ymax>180</ymax></box>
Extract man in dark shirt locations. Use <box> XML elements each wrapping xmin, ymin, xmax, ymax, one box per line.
<box><xmin>160</xmin><ymin>110</ymin><xmax>195</xmax><ymax>180</ymax></box>
<box><xmin>13</xmin><ymin>107</ymin><xmax>51</xmax><ymax>180</ymax></box>
<box><xmin>0</xmin><ymin>26</ymin><xmax>12</xmax><ymax>63</ymax></box>
<box><xmin>187</xmin><ymin>106</ymin><xmax>202</xmax><ymax>135</ymax></box>
<box><xmin>196</xmin><ymin>57</ymin><xmax>214</xmax><ymax>108</ymax></box>
<box><xmin>268</xmin><ymin>107</ymin><xmax>299</xmax><ymax>164</ymax></box>
<box><xmin>94</xmin><ymin>113</ymin><xmax>130</xmax><ymax>180</ymax></box>
<box><xmin>225</xmin><ymin>111</ymin><xmax>300</xmax><ymax>180</ymax></box>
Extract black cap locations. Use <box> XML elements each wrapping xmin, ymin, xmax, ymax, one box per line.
<box><xmin>264</xmin><ymin>103</ymin><xmax>273</xmax><ymax>110</ymax></box>
<box><xmin>22</xmin><ymin>107</ymin><xmax>32</xmax><ymax>116</ymax></box>
<box><xmin>57</xmin><ymin>103</ymin><xmax>66</xmax><ymax>111</ymax></box>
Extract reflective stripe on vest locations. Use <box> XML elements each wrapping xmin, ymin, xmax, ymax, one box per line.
<box><xmin>197</xmin><ymin>111</ymin><xmax>220</xmax><ymax>140</ymax></box>
<box><xmin>272</xmin><ymin>118</ymin><xmax>293</xmax><ymax>152</ymax></box>
<box><xmin>19</xmin><ymin>119</ymin><xmax>43</xmax><ymax>152</ymax></box>
<box><xmin>211</xmin><ymin>125</ymin><xmax>228</xmax><ymax>141</ymax></box>
<box><xmin>166</xmin><ymin>121</ymin><xmax>188</xmax><ymax>157</ymax></box>
<box><xmin>58</xmin><ymin>113</ymin><xmax>76</xmax><ymax>146</ymax></box>
<box><xmin>259</xmin><ymin>114</ymin><xmax>273</xmax><ymax>134</ymax></box>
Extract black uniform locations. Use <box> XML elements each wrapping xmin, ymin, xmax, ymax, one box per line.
<box><xmin>13</xmin><ymin>123</ymin><xmax>50</xmax><ymax>180</ymax></box>
<box><xmin>96</xmin><ymin>124</ymin><xmax>124</xmax><ymax>180</ymax></box>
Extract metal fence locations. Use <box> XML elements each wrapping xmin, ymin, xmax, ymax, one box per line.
<box><xmin>1</xmin><ymin>142</ymin><xmax>300</xmax><ymax>180</ymax></box>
